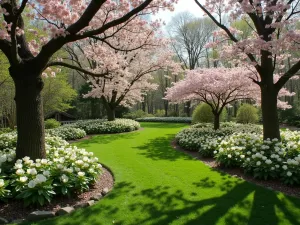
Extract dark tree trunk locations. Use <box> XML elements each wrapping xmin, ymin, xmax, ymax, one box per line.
<box><xmin>164</xmin><ymin>100</ymin><xmax>168</xmax><ymax>117</ymax></box>
<box><xmin>185</xmin><ymin>101</ymin><xmax>191</xmax><ymax>117</ymax></box>
<box><xmin>91</xmin><ymin>100</ymin><xmax>97</xmax><ymax>119</ymax></box>
<box><xmin>213</xmin><ymin>113</ymin><xmax>220</xmax><ymax>130</ymax></box>
<box><xmin>107</xmin><ymin>108</ymin><xmax>115</xmax><ymax>121</ymax></box>
<box><xmin>142</xmin><ymin>101</ymin><xmax>146</xmax><ymax>112</ymax></box>
<box><xmin>261</xmin><ymin>84</ymin><xmax>280</xmax><ymax>140</ymax></box>
<box><xmin>104</xmin><ymin>104</ymin><xmax>115</xmax><ymax>121</ymax></box>
<box><xmin>11</xmin><ymin>67</ymin><xmax>46</xmax><ymax>160</ymax></box>
<box><xmin>174</xmin><ymin>104</ymin><xmax>179</xmax><ymax>116</ymax></box>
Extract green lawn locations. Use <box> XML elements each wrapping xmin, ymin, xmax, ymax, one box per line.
<box><xmin>32</xmin><ymin>122</ymin><xmax>300</xmax><ymax>225</ymax></box>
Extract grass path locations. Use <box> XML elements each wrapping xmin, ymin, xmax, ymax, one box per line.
<box><xmin>36</xmin><ymin>122</ymin><xmax>300</xmax><ymax>225</ymax></box>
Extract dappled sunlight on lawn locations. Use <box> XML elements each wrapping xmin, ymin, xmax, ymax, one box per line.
<box><xmin>36</xmin><ymin>123</ymin><xmax>300</xmax><ymax>225</ymax></box>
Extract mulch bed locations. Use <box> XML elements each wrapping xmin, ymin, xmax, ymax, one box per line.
<box><xmin>0</xmin><ymin>167</ymin><xmax>114</xmax><ymax>222</ymax></box>
<box><xmin>171</xmin><ymin>139</ymin><xmax>300</xmax><ymax>199</ymax></box>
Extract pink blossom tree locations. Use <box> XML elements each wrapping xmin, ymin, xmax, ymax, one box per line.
<box><xmin>80</xmin><ymin>33</ymin><xmax>180</xmax><ymax>121</ymax></box>
<box><xmin>165</xmin><ymin>67</ymin><xmax>294</xmax><ymax>130</ymax></box>
<box><xmin>194</xmin><ymin>0</ymin><xmax>300</xmax><ymax>139</ymax></box>
<box><xmin>0</xmin><ymin>0</ymin><xmax>177</xmax><ymax>159</ymax></box>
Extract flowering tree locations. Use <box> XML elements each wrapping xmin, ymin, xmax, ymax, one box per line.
<box><xmin>0</xmin><ymin>0</ymin><xmax>177</xmax><ymax>159</ymax></box>
<box><xmin>194</xmin><ymin>0</ymin><xmax>300</xmax><ymax>139</ymax></box>
<box><xmin>80</xmin><ymin>31</ymin><xmax>180</xmax><ymax>121</ymax></box>
<box><xmin>168</xmin><ymin>12</ymin><xmax>217</xmax><ymax>116</ymax></box>
<box><xmin>165</xmin><ymin>67</ymin><xmax>294</xmax><ymax>129</ymax></box>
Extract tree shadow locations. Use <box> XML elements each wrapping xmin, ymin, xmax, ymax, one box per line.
<box><xmin>25</xmin><ymin>181</ymin><xmax>136</xmax><ymax>225</ymax></box>
<box><xmin>24</xmin><ymin>177</ymin><xmax>300</xmax><ymax>225</ymax></box>
<box><xmin>134</xmin><ymin>134</ymin><xmax>192</xmax><ymax>161</ymax></box>
<box><xmin>125</xmin><ymin>179</ymin><xmax>300</xmax><ymax>225</ymax></box>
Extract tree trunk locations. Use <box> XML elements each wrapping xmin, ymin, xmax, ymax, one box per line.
<box><xmin>213</xmin><ymin>113</ymin><xmax>220</xmax><ymax>130</ymax></box>
<box><xmin>11</xmin><ymin>68</ymin><xmax>46</xmax><ymax>160</ymax></box>
<box><xmin>261</xmin><ymin>85</ymin><xmax>280</xmax><ymax>140</ymax></box>
<box><xmin>105</xmin><ymin>104</ymin><xmax>115</xmax><ymax>121</ymax></box>
<box><xmin>164</xmin><ymin>100</ymin><xmax>168</xmax><ymax>117</ymax></box>
<box><xmin>142</xmin><ymin>101</ymin><xmax>146</xmax><ymax>112</ymax></box>
<box><xmin>186</xmin><ymin>101</ymin><xmax>191</xmax><ymax>117</ymax></box>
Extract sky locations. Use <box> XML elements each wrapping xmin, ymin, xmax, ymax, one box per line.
<box><xmin>152</xmin><ymin>0</ymin><xmax>205</xmax><ymax>25</ymax></box>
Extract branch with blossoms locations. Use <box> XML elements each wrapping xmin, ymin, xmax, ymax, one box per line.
<box><xmin>194</xmin><ymin>0</ymin><xmax>261</xmax><ymax>73</ymax></box>
<box><xmin>276</xmin><ymin>60</ymin><xmax>300</xmax><ymax>90</ymax></box>
<box><xmin>0</xmin><ymin>0</ymin><xmax>178</xmax><ymax>73</ymax></box>
<box><xmin>47</xmin><ymin>61</ymin><xmax>112</xmax><ymax>79</ymax></box>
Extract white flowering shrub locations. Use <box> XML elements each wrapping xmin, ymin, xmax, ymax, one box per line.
<box><xmin>176</xmin><ymin>123</ymin><xmax>261</xmax><ymax>156</ymax></box>
<box><xmin>215</xmin><ymin>133</ymin><xmax>262</xmax><ymax>167</ymax></box>
<box><xmin>136</xmin><ymin>117</ymin><xmax>192</xmax><ymax>123</ymax></box>
<box><xmin>176</xmin><ymin>123</ymin><xmax>300</xmax><ymax>185</ymax></box>
<box><xmin>190</xmin><ymin>123</ymin><xmax>213</xmax><ymax>128</ymax></box>
<box><xmin>0</xmin><ymin>133</ymin><xmax>102</xmax><ymax>206</ymax></box>
<box><xmin>67</xmin><ymin>119</ymin><xmax>140</xmax><ymax>134</ymax></box>
<box><xmin>47</xmin><ymin>127</ymin><xmax>86</xmax><ymax>141</ymax></box>
<box><xmin>175</xmin><ymin>128</ymin><xmax>230</xmax><ymax>154</ymax></box>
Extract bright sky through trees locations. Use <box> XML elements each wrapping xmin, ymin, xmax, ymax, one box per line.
<box><xmin>152</xmin><ymin>0</ymin><xmax>204</xmax><ymax>24</ymax></box>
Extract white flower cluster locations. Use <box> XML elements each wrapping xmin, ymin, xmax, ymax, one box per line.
<box><xmin>0</xmin><ymin>132</ymin><xmax>103</xmax><ymax>205</ymax></box>
<box><xmin>67</xmin><ymin>119</ymin><xmax>140</xmax><ymax>134</ymax></box>
<box><xmin>176</xmin><ymin>123</ymin><xmax>300</xmax><ymax>185</ymax></box>
<box><xmin>176</xmin><ymin>123</ymin><xmax>262</xmax><ymax>155</ymax></box>
<box><xmin>47</xmin><ymin>127</ymin><xmax>86</xmax><ymax>141</ymax></box>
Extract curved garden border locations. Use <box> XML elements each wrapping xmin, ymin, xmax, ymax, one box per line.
<box><xmin>68</xmin><ymin>127</ymin><xmax>144</xmax><ymax>144</ymax></box>
<box><xmin>171</xmin><ymin>139</ymin><xmax>300</xmax><ymax>199</ymax></box>
<box><xmin>0</xmin><ymin>165</ymin><xmax>115</xmax><ymax>224</ymax></box>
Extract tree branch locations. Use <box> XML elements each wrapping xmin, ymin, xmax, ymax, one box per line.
<box><xmin>47</xmin><ymin>61</ymin><xmax>111</xmax><ymax>78</ymax></box>
<box><xmin>37</xmin><ymin>0</ymin><xmax>153</xmax><ymax>69</ymax></box>
<box><xmin>194</xmin><ymin>0</ymin><xmax>261</xmax><ymax>72</ymax></box>
<box><xmin>275</xmin><ymin>60</ymin><xmax>300</xmax><ymax>90</ymax></box>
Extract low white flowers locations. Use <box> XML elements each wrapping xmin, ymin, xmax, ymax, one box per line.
<box><xmin>265</xmin><ymin>159</ymin><xmax>272</xmax><ymax>165</ymax></box>
<box><xmin>43</xmin><ymin>170</ymin><xmax>50</xmax><ymax>177</ymax></box>
<box><xmin>16</xmin><ymin>169</ymin><xmax>25</xmax><ymax>175</ymax></box>
<box><xmin>36</xmin><ymin>174</ymin><xmax>47</xmax><ymax>183</ymax></box>
<box><xmin>177</xmin><ymin>123</ymin><xmax>300</xmax><ymax>184</ymax></box>
<box><xmin>78</xmin><ymin>172</ymin><xmax>85</xmax><ymax>177</ymax></box>
<box><xmin>0</xmin><ymin>179</ymin><xmax>4</xmax><ymax>187</ymax></box>
<box><xmin>28</xmin><ymin>180</ymin><xmax>36</xmax><ymax>188</ymax></box>
<box><xmin>60</xmin><ymin>174</ymin><xmax>69</xmax><ymax>183</ymax></box>
<box><xmin>27</xmin><ymin>168</ymin><xmax>37</xmax><ymax>175</ymax></box>
<box><xmin>282</xmin><ymin>165</ymin><xmax>288</xmax><ymax>170</ymax></box>
<box><xmin>0</xmin><ymin>131</ymin><xmax>103</xmax><ymax>206</ymax></box>
<box><xmin>19</xmin><ymin>176</ymin><xmax>28</xmax><ymax>183</ymax></box>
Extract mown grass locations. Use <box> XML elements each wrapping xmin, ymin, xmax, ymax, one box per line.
<box><xmin>29</xmin><ymin>122</ymin><xmax>300</xmax><ymax>225</ymax></box>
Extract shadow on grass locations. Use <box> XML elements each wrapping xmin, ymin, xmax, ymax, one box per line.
<box><xmin>134</xmin><ymin>134</ymin><xmax>192</xmax><ymax>161</ymax></box>
<box><xmin>127</xmin><ymin>177</ymin><xmax>300</xmax><ymax>225</ymax></box>
<box><xmin>36</xmin><ymin>177</ymin><xmax>300</xmax><ymax>225</ymax></box>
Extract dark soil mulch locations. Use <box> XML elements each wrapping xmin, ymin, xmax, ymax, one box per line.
<box><xmin>0</xmin><ymin>168</ymin><xmax>114</xmax><ymax>222</ymax></box>
<box><xmin>171</xmin><ymin>139</ymin><xmax>300</xmax><ymax>199</ymax></box>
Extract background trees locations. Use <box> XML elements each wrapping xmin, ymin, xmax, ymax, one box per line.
<box><xmin>167</xmin><ymin>12</ymin><xmax>217</xmax><ymax>116</ymax></box>
<box><xmin>194</xmin><ymin>0</ymin><xmax>300</xmax><ymax>139</ymax></box>
<box><xmin>0</xmin><ymin>0</ymin><xmax>177</xmax><ymax>159</ymax></box>
<box><xmin>42</xmin><ymin>70</ymin><xmax>77</xmax><ymax>116</ymax></box>
<box><xmin>63</xmin><ymin>19</ymin><xmax>180</xmax><ymax>121</ymax></box>
<box><xmin>165</xmin><ymin>67</ymin><xmax>293</xmax><ymax>129</ymax></box>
